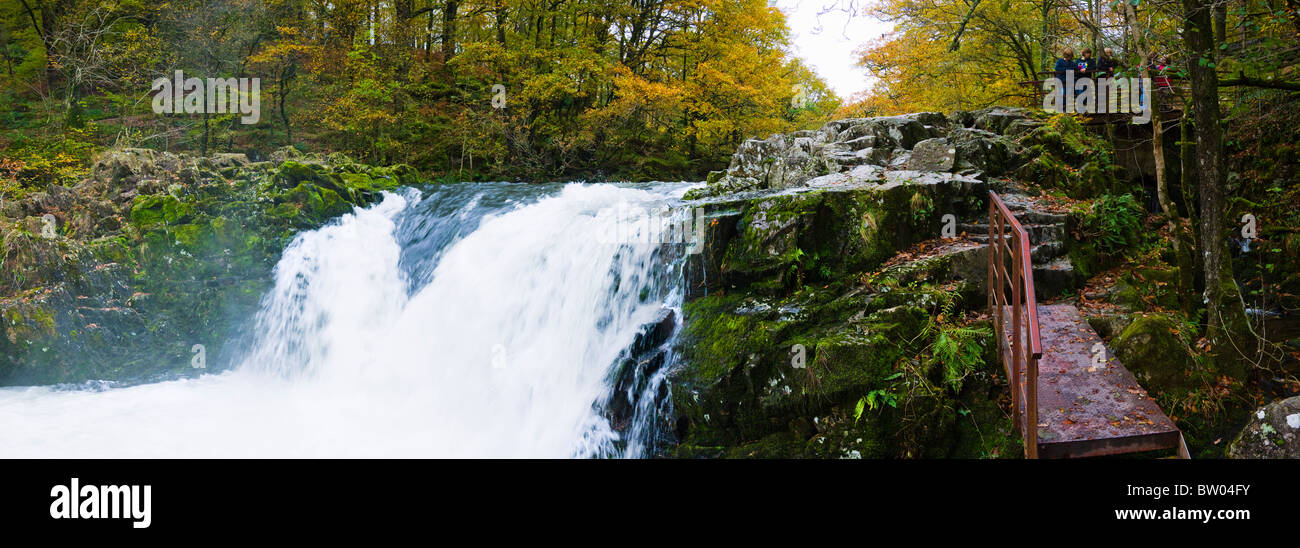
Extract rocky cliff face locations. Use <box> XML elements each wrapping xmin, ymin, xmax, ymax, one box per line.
<box><xmin>661</xmin><ymin>108</ymin><xmax>1084</xmax><ymax>458</ymax></box>
<box><xmin>0</xmin><ymin>148</ymin><xmax>419</xmax><ymax>385</ymax></box>
<box><xmin>687</xmin><ymin>108</ymin><xmax>1041</xmax><ymax>200</ymax></box>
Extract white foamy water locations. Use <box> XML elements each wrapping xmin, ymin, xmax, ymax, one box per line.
<box><xmin>0</xmin><ymin>183</ymin><xmax>689</xmax><ymax>458</ymax></box>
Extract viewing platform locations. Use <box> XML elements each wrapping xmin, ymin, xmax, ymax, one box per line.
<box><xmin>1017</xmin><ymin>71</ymin><xmax>1188</xmax><ymax>124</ymax></box>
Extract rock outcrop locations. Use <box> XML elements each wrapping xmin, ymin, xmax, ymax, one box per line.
<box><xmin>0</xmin><ymin>147</ymin><xmax>421</xmax><ymax>385</ymax></box>
<box><xmin>661</xmin><ymin>107</ymin><xmax>1131</xmax><ymax>458</ymax></box>
<box><xmin>1111</xmin><ymin>314</ymin><xmax>1198</xmax><ymax>391</ymax></box>
<box><xmin>665</xmin><ymin>174</ymin><xmax>1063</xmax><ymax>457</ymax></box>
<box><xmin>688</xmin><ymin>108</ymin><xmax>1036</xmax><ymax>199</ymax></box>
<box><xmin>1229</xmin><ymin>396</ymin><xmax>1300</xmax><ymax>458</ymax></box>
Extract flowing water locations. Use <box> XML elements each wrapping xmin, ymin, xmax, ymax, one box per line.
<box><xmin>0</xmin><ymin>182</ymin><xmax>699</xmax><ymax>458</ymax></box>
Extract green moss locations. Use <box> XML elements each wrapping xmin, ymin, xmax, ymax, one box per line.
<box><xmin>670</xmin><ymin>178</ymin><xmax>1003</xmax><ymax>457</ymax></box>
<box><xmin>806</xmin><ymin>306</ymin><xmax>927</xmax><ymax>401</ymax></box>
<box><xmin>671</xmin><ymin>277</ymin><xmax>997</xmax><ymax>457</ymax></box>
<box><xmin>171</xmin><ymin>223</ymin><xmax>206</xmax><ymax>250</ymax></box>
<box><xmin>369</xmin><ymin>164</ymin><xmax>419</xmax><ymax>188</ymax></box>
<box><xmin>87</xmin><ymin>236</ymin><xmax>133</xmax><ymax>264</ymax></box>
<box><xmin>711</xmin><ymin>181</ymin><xmax>970</xmax><ymax>294</ymax></box>
<box><xmin>1018</xmin><ymin>152</ymin><xmax>1074</xmax><ymax>190</ymax></box>
<box><xmin>266</xmin><ymin>202</ymin><xmax>301</xmax><ymax>220</ymax></box>
<box><xmin>273</xmin><ymin>161</ymin><xmax>321</xmax><ymax>188</ymax></box>
<box><xmin>678</xmin><ymin>295</ymin><xmax>782</xmax><ymax>383</ymax></box>
<box><xmin>2</xmin><ymin>149</ymin><xmax>424</xmax><ymax>386</ymax></box>
<box><xmin>1113</xmin><ymin>314</ymin><xmax>1197</xmax><ymax>392</ymax></box>
<box><xmin>1112</xmin><ymin>267</ymin><xmax>1179</xmax><ymax>310</ymax></box>
<box><xmin>1017</xmin><ymin>114</ymin><xmax>1126</xmax><ymax>198</ymax></box>
<box><xmin>130</xmin><ymin>195</ymin><xmax>196</xmax><ymax>227</ymax></box>
<box><xmin>339</xmin><ymin>172</ymin><xmax>377</xmax><ymax>193</ymax></box>
<box><xmin>2</xmin><ymin>304</ymin><xmax>57</xmax><ymax>338</ymax></box>
<box><xmin>723</xmin><ymin>432</ymin><xmax>810</xmax><ymax>458</ymax></box>
<box><xmin>721</xmin><ymin>192</ymin><xmax>823</xmax><ymax>283</ymax></box>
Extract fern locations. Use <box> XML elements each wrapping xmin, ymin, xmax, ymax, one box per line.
<box><xmin>932</xmin><ymin>325</ymin><xmax>991</xmax><ymax>390</ymax></box>
<box><xmin>1076</xmin><ymin>193</ymin><xmax>1143</xmax><ymax>255</ymax></box>
<box><xmin>854</xmin><ymin>372</ymin><xmax>902</xmax><ymax>422</ymax></box>
<box><xmin>915</xmin><ymin>286</ymin><xmax>990</xmax><ymax>391</ymax></box>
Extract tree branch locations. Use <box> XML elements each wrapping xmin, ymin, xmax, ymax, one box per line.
<box><xmin>17</xmin><ymin>0</ymin><xmax>45</xmax><ymax>42</ymax></box>
<box><xmin>948</xmin><ymin>0</ymin><xmax>981</xmax><ymax>52</ymax></box>
<box><xmin>1218</xmin><ymin>72</ymin><xmax>1300</xmax><ymax>91</ymax></box>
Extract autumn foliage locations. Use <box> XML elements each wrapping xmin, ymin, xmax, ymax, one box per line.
<box><xmin>0</xmin><ymin>0</ymin><xmax>839</xmax><ymax>182</ymax></box>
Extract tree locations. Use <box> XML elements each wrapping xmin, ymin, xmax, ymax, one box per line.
<box><xmin>249</xmin><ymin>24</ymin><xmax>316</xmax><ymax>147</ymax></box>
<box><xmin>1181</xmin><ymin>0</ymin><xmax>1247</xmax><ymax>355</ymax></box>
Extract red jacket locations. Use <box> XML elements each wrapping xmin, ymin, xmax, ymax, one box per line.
<box><xmin>1151</xmin><ymin>64</ymin><xmax>1172</xmax><ymax>88</ymax></box>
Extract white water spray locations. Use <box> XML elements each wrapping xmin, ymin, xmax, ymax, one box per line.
<box><xmin>0</xmin><ymin>183</ymin><xmax>692</xmax><ymax>458</ymax></box>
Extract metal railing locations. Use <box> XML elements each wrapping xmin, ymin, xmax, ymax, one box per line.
<box><xmin>1017</xmin><ymin>71</ymin><xmax>1189</xmax><ymax>116</ymax></box>
<box><xmin>987</xmin><ymin>191</ymin><xmax>1044</xmax><ymax>459</ymax></box>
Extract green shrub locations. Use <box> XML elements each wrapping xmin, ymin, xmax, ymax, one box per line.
<box><xmin>1075</xmin><ymin>193</ymin><xmax>1144</xmax><ymax>256</ymax></box>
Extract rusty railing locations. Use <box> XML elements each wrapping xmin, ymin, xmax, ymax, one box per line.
<box><xmin>987</xmin><ymin>191</ymin><xmax>1044</xmax><ymax>459</ymax></box>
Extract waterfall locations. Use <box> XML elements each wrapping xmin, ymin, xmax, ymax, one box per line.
<box><xmin>0</xmin><ymin>182</ymin><xmax>698</xmax><ymax>458</ymax></box>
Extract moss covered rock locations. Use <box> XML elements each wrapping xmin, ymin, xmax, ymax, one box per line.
<box><xmin>0</xmin><ymin>149</ymin><xmax>424</xmax><ymax>386</ymax></box>
<box><xmin>1112</xmin><ymin>314</ymin><xmax>1196</xmax><ymax>391</ymax></box>
<box><xmin>1228</xmin><ymin>396</ymin><xmax>1300</xmax><ymax>458</ymax></box>
<box><xmin>1015</xmin><ymin>114</ymin><xmax>1125</xmax><ymax>198</ymax></box>
<box><xmin>668</xmin><ymin>300</ymin><xmax>1016</xmax><ymax>458</ymax></box>
<box><xmin>685</xmin><ymin>174</ymin><xmax>985</xmax><ymax>297</ymax></box>
<box><xmin>669</xmin><ymin>240</ymin><xmax>1015</xmax><ymax>459</ymax></box>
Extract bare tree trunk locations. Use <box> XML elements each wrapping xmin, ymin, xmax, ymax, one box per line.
<box><xmin>0</xmin><ymin>26</ymin><xmax>14</xmax><ymax>78</ymax></box>
<box><xmin>1090</xmin><ymin>0</ymin><xmax>1100</xmax><ymax>53</ymax></box>
<box><xmin>428</xmin><ymin>8</ymin><xmax>435</xmax><ymax>52</ymax></box>
<box><xmin>1148</xmin><ymin>77</ymin><xmax>1174</xmax><ymax>220</ymax></box>
<box><xmin>1124</xmin><ymin>3</ymin><xmax>1177</xmax><ymax>230</ymax></box>
<box><xmin>1183</xmin><ymin>0</ymin><xmax>1247</xmax><ymax>357</ymax></box>
<box><xmin>279</xmin><ymin>67</ymin><xmax>292</xmax><ymax>145</ymax></box>
<box><xmin>1214</xmin><ymin>2</ymin><xmax>1227</xmax><ymax>44</ymax></box>
<box><xmin>442</xmin><ymin>0</ymin><xmax>459</xmax><ymax>61</ymax></box>
<box><xmin>1177</xmin><ymin>112</ymin><xmax>1203</xmax><ymax>313</ymax></box>
<box><xmin>17</xmin><ymin>0</ymin><xmax>70</xmax><ymax>94</ymax></box>
<box><xmin>1038</xmin><ymin>1</ymin><xmax>1052</xmax><ymax>70</ymax></box>
<box><xmin>495</xmin><ymin>1</ymin><xmax>507</xmax><ymax>46</ymax></box>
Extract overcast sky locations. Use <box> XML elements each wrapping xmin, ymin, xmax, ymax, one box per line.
<box><xmin>774</xmin><ymin>0</ymin><xmax>894</xmax><ymax>101</ymax></box>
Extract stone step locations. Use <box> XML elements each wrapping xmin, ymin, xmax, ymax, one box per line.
<box><xmin>885</xmin><ymin>239</ymin><xmax>1069</xmax><ymax>297</ymax></box>
<box><xmin>987</xmin><ymin>192</ymin><xmax>1068</xmax><ymax>222</ymax></box>
<box><xmin>1030</xmin><ymin>241</ymin><xmax>1065</xmax><ymax>263</ymax></box>
<box><xmin>960</xmin><ymin>219</ymin><xmax>1064</xmax><ymax>232</ymax></box>
<box><xmin>964</xmin><ymin>223</ymin><xmax>1064</xmax><ymax>246</ymax></box>
<box><xmin>964</xmin><ymin>230</ymin><xmax>1063</xmax><ymax>259</ymax></box>
<box><xmin>1032</xmin><ymin>257</ymin><xmax>1081</xmax><ymax>299</ymax></box>
<box><xmin>1015</xmin><ymin>210</ymin><xmax>1068</xmax><ymax>225</ymax></box>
